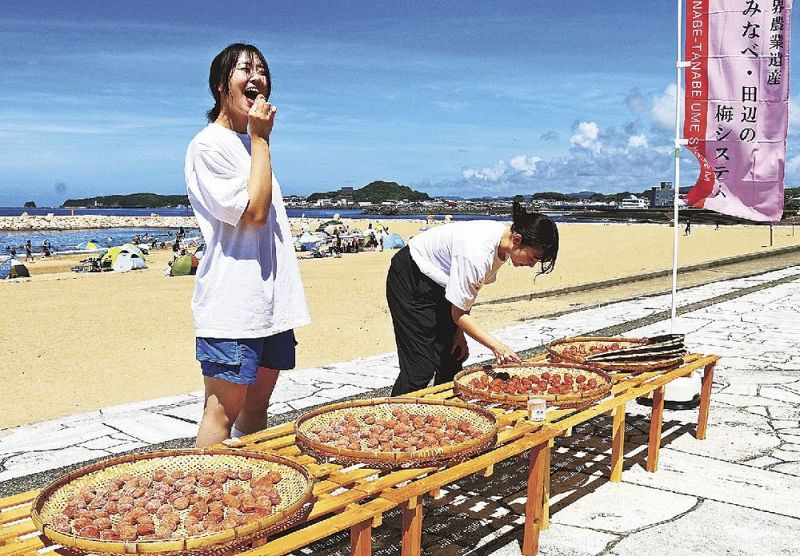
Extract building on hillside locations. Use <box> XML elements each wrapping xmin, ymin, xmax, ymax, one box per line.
<box><xmin>340</xmin><ymin>187</ymin><xmax>354</xmax><ymax>201</ymax></box>
<box><xmin>315</xmin><ymin>198</ymin><xmax>333</xmax><ymax>207</ymax></box>
<box><xmin>647</xmin><ymin>181</ymin><xmax>675</xmax><ymax>207</ymax></box>
<box><xmin>619</xmin><ymin>195</ymin><xmax>648</xmax><ymax>209</ymax></box>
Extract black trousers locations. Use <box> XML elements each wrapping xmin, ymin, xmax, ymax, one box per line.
<box><xmin>386</xmin><ymin>246</ymin><xmax>462</xmax><ymax>396</ymax></box>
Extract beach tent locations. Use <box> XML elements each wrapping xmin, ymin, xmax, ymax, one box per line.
<box><xmin>101</xmin><ymin>244</ymin><xmax>146</xmax><ymax>267</ymax></box>
<box><xmin>0</xmin><ymin>258</ymin><xmax>30</xmax><ymax>280</ymax></box>
<box><xmin>112</xmin><ymin>251</ymin><xmax>146</xmax><ymax>272</ymax></box>
<box><xmin>296</xmin><ymin>232</ymin><xmax>325</xmax><ymax>251</ymax></box>
<box><xmin>170</xmin><ymin>253</ymin><xmax>198</xmax><ymax>276</ymax></box>
<box><xmin>383</xmin><ymin>233</ymin><xmax>405</xmax><ymax>249</ymax></box>
<box><xmin>120</xmin><ymin>243</ymin><xmax>146</xmax><ymax>257</ymax></box>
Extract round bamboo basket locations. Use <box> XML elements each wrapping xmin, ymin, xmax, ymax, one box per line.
<box><xmin>30</xmin><ymin>448</ymin><xmax>314</xmax><ymax>555</ymax></box>
<box><xmin>546</xmin><ymin>336</ymin><xmax>684</xmax><ymax>373</ymax></box>
<box><xmin>453</xmin><ymin>361</ymin><xmax>612</xmax><ymax>409</ymax></box>
<box><xmin>295</xmin><ymin>397</ymin><xmax>498</xmax><ymax>469</ymax></box>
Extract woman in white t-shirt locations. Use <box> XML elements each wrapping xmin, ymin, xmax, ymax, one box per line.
<box><xmin>386</xmin><ymin>203</ymin><xmax>558</xmax><ymax>395</ymax></box>
<box><xmin>185</xmin><ymin>43</ymin><xmax>310</xmax><ymax>447</ymax></box>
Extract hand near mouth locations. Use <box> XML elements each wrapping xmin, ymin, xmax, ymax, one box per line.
<box><xmin>247</xmin><ymin>94</ymin><xmax>277</xmax><ymax>140</ymax></box>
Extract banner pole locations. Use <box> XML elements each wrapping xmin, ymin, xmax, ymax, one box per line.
<box><xmin>671</xmin><ymin>0</ymin><xmax>684</xmax><ymax>333</ymax></box>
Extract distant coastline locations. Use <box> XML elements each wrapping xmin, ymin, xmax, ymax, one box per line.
<box><xmin>0</xmin><ymin>205</ymin><xmax>787</xmax><ymax>230</ymax></box>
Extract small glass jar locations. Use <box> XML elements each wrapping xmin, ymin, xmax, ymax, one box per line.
<box><xmin>527</xmin><ymin>398</ymin><xmax>547</xmax><ymax>421</ymax></box>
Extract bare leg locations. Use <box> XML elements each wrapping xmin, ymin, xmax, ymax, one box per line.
<box><xmin>196</xmin><ymin>377</ymin><xmax>247</xmax><ymax>448</ymax></box>
<box><xmin>234</xmin><ymin>367</ymin><xmax>280</xmax><ymax>435</ymax></box>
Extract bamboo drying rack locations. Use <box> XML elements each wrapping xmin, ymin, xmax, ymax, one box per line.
<box><xmin>0</xmin><ymin>352</ymin><xmax>720</xmax><ymax>556</ymax></box>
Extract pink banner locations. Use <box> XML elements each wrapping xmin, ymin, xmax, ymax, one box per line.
<box><xmin>684</xmin><ymin>0</ymin><xmax>792</xmax><ymax>222</ymax></box>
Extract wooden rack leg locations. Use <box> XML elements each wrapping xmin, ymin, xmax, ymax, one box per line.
<box><xmin>647</xmin><ymin>386</ymin><xmax>665</xmax><ymax>472</ymax></box>
<box><xmin>696</xmin><ymin>362</ymin><xmax>716</xmax><ymax>440</ymax></box>
<box><xmin>610</xmin><ymin>404</ymin><xmax>626</xmax><ymax>482</ymax></box>
<box><xmin>522</xmin><ymin>442</ymin><xmax>549</xmax><ymax>556</ymax></box>
<box><xmin>541</xmin><ymin>438</ymin><xmax>553</xmax><ymax>530</ymax></box>
<box><xmin>401</xmin><ymin>496</ymin><xmax>423</xmax><ymax>556</ymax></box>
<box><xmin>350</xmin><ymin>518</ymin><xmax>372</xmax><ymax>555</ymax></box>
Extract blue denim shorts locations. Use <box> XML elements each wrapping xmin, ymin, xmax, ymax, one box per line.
<box><xmin>196</xmin><ymin>330</ymin><xmax>297</xmax><ymax>385</ymax></box>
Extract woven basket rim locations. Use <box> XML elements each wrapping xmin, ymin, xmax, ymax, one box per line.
<box><xmin>453</xmin><ymin>362</ymin><xmax>612</xmax><ymax>408</ymax></box>
<box><xmin>30</xmin><ymin>448</ymin><xmax>314</xmax><ymax>554</ymax></box>
<box><xmin>546</xmin><ymin>337</ymin><xmax>684</xmax><ymax>372</ymax></box>
<box><xmin>294</xmin><ymin>397</ymin><xmax>499</xmax><ymax>467</ymax></box>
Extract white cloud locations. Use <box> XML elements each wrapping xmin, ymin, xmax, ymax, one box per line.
<box><xmin>462</xmin><ymin>160</ymin><xmax>507</xmax><ymax>181</ymax></box>
<box><xmin>509</xmin><ymin>154</ymin><xmax>541</xmax><ymax>176</ymax></box>
<box><xmin>786</xmin><ymin>155</ymin><xmax>800</xmax><ymax>173</ymax></box>
<box><xmin>789</xmin><ymin>95</ymin><xmax>800</xmax><ymax>133</ymax></box>
<box><xmin>628</xmin><ymin>134</ymin><xmax>648</xmax><ymax>148</ymax></box>
<box><xmin>570</xmin><ymin>121</ymin><xmax>601</xmax><ymax>153</ymax></box>
<box><xmin>651</xmin><ymin>83</ymin><xmax>679</xmax><ymax>130</ymax></box>
<box><xmin>433</xmin><ymin>120</ymin><xmax>681</xmax><ymax>196</ymax></box>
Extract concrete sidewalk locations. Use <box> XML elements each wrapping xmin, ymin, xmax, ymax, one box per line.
<box><xmin>1</xmin><ymin>265</ymin><xmax>799</xmax><ymax>555</ymax></box>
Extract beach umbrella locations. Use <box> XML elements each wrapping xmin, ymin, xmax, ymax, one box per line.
<box><xmin>75</xmin><ymin>241</ymin><xmax>101</xmax><ymax>250</ymax></box>
<box><xmin>324</xmin><ymin>223</ymin><xmax>347</xmax><ymax>236</ymax></box>
<box><xmin>316</xmin><ymin>219</ymin><xmax>343</xmax><ymax>232</ymax></box>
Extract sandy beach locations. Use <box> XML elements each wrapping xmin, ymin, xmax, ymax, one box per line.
<box><xmin>2</xmin><ymin>218</ymin><xmax>799</xmax><ymax>430</ymax></box>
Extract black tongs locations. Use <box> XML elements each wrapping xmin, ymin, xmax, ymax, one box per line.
<box><xmin>482</xmin><ymin>364</ymin><xmax>511</xmax><ymax>381</ymax></box>
<box><xmin>585</xmin><ymin>334</ymin><xmax>686</xmax><ymax>362</ymax></box>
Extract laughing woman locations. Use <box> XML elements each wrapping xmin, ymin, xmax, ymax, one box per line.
<box><xmin>185</xmin><ymin>44</ymin><xmax>310</xmax><ymax>447</ymax></box>
<box><xmin>386</xmin><ymin>203</ymin><xmax>559</xmax><ymax>396</ymax></box>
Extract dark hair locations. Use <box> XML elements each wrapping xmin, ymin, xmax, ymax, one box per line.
<box><xmin>206</xmin><ymin>43</ymin><xmax>271</xmax><ymax>123</ymax></box>
<box><xmin>511</xmin><ymin>201</ymin><xmax>559</xmax><ymax>275</ymax></box>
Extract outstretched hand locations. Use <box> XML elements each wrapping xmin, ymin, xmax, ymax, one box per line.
<box><xmin>248</xmin><ymin>94</ymin><xmax>277</xmax><ymax>140</ymax></box>
<box><xmin>492</xmin><ymin>342</ymin><xmax>522</xmax><ymax>365</ymax></box>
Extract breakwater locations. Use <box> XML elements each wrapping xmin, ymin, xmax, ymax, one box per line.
<box><xmin>0</xmin><ymin>214</ymin><xmax>198</xmax><ymax>232</ymax></box>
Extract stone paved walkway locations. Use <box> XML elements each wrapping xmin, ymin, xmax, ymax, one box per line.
<box><xmin>1</xmin><ymin>265</ymin><xmax>799</xmax><ymax>555</ymax></box>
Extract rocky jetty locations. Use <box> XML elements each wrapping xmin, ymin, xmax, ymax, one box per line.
<box><xmin>0</xmin><ymin>213</ymin><xmax>198</xmax><ymax>232</ymax></box>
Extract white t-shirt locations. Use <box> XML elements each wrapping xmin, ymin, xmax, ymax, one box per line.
<box><xmin>408</xmin><ymin>221</ymin><xmax>507</xmax><ymax>312</ymax></box>
<box><xmin>185</xmin><ymin>123</ymin><xmax>310</xmax><ymax>338</ymax></box>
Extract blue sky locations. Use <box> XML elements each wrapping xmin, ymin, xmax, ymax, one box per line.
<box><xmin>1</xmin><ymin>0</ymin><xmax>797</xmax><ymax>206</ymax></box>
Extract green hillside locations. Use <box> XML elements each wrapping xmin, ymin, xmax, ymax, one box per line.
<box><xmin>307</xmin><ymin>181</ymin><xmax>430</xmax><ymax>203</ymax></box>
<box><xmin>62</xmin><ymin>193</ymin><xmax>190</xmax><ymax>208</ymax></box>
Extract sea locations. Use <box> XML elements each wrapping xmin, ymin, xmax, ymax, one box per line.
<box><xmin>0</xmin><ymin>206</ymin><xmax>578</xmax><ymax>256</ymax></box>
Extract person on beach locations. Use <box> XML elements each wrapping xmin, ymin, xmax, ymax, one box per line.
<box><xmin>386</xmin><ymin>202</ymin><xmax>559</xmax><ymax>396</ymax></box>
<box><xmin>185</xmin><ymin>43</ymin><xmax>310</xmax><ymax>447</ymax></box>
<box><xmin>24</xmin><ymin>240</ymin><xmax>33</xmax><ymax>262</ymax></box>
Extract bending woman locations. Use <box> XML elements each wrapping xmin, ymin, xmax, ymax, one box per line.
<box><xmin>386</xmin><ymin>202</ymin><xmax>558</xmax><ymax>396</ymax></box>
